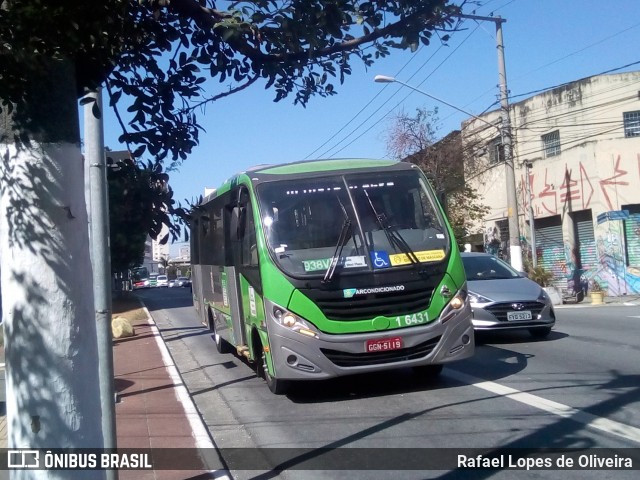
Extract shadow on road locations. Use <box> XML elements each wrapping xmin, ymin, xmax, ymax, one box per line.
<box><xmin>134</xmin><ymin>287</ymin><xmax>194</xmax><ymax>310</ymax></box>
<box><xmin>287</xmin><ymin>340</ymin><xmax>536</xmax><ymax>403</ymax></box>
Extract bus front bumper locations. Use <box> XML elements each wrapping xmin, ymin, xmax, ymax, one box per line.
<box><xmin>266</xmin><ymin>304</ymin><xmax>474</xmax><ymax>380</ymax></box>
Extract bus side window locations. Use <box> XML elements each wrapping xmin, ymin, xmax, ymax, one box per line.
<box><xmin>232</xmin><ymin>187</ymin><xmax>260</xmax><ymax>271</ymax></box>
<box><xmin>241</xmin><ymin>203</ymin><xmax>258</xmax><ymax>267</ymax></box>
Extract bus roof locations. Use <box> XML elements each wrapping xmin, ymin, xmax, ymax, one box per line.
<box><xmin>199</xmin><ymin>159</ymin><xmax>414</xmax><ymax>205</ymax></box>
<box><xmin>251</xmin><ymin>158</ymin><xmax>397</xmax><ymax>175</ymax></box>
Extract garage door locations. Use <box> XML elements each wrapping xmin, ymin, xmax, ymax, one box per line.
<box><xmin>574</xmin><ymin>211</ymin><xmax>597</xmax><ymax>272</ymax></box>
<box><xmin>535</xmin><ymin>216</ymin><xmax>566</xmax><ymax>290</ymax></box>
<box><xmin>625</xmin><ymin>214</ymin><xmax>640</xmax><ymax>268</ymax></box>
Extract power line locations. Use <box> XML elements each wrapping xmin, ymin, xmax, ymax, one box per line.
<box><xmin>509</xmin><ymin>60</ymin><xmax>640</xmax><ymax>102</ymax></box>
<box><xmin>513</xmin><ymin>22</ymin><xmax>640</xmax><ymax>84</ymax></box>
<box><xmin>303</xmin><ymin>45</ymin><xmax>431</xmax><ymax>160</ymax></box>
<box><xmin>314</xmin><ymin>48</ymin><xmax>443</xmax><ymax>159</ymax></box>
<box><xmin>324</xmin><ymin>21</ymin><xmax>482</xmax><ymax>158</ymax></box>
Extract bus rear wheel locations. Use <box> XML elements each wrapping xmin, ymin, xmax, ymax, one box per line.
<box><xmin>256</xmin><ymin>339</ymin><xmax>289</xmax><ymax>395</ymax></box>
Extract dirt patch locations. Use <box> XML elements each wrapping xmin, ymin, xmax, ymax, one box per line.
<box><xmin>112</xmin><ymin>293</ymin><xmax>149</xmax><ymax>323</ymax></box>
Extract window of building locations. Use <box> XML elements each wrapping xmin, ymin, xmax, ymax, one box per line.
<box><xmin>488</xmin><ymin>137</ymin><xmax>504</xmax><ymax>164</ymax></box>
<box><xmin>542</xmin><ymin>130</ymin><xmax>561</xmax><ymax>157</ymax></box>
<box><xmin>623</xmin><ymin>111</ymin><xmax>640</xmax><ymax>138</ymax></box>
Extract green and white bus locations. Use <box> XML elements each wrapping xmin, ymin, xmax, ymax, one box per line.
<box><xmin>191</xmin><ymin>159</ymin><xmax>474</xmax><ymax>393</ymax></box>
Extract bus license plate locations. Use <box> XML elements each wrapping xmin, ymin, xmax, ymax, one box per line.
<box><xmin>507</xmin><ymin>311</ymin><xmax>532</xmax><ymax>321</ymax></box>
<box><xmin>366</xmin><ymin>336</ymin><xmax>403</xmax><ymax>353</ymax></box>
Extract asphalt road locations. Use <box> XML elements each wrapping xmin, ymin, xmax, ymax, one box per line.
<box><xmin>138</xmin><ymin>288</ymin><xmax>640</xmax><ymax>480</ymax></box>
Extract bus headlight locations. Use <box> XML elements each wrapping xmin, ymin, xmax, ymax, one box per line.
<box><xmin>440</xmin><ymin>287</ymin><xmax>468</xmax><ymax>324</ymax></box>
<box><xmin>272</xmin><ymin>307</ymin><xmax>319</xmax><ymax>338</ymax></box>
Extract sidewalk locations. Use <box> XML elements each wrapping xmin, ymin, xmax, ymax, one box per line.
<box><xmin>0</xmin><ymin>305</ymin><xmax>220</xmax><ymax>479</ymax></box>
<box><xmin>560</xmin><ymin>293</ymin><xmax>640</xmax><ymax>306</ymax></box>
<box><xmin>113</xmin><ymin>304</ymin><xmax>217</xmax><ymax>479</ymax></box>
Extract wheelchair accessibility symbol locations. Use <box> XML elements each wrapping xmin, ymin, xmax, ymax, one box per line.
<box><xmin>370</xmin><ymin>251</ymin><xmax>390</xmax><ymax>269</ymax></box>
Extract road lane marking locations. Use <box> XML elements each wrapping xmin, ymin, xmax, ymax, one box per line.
<box><xmin>447</xmin><ymin>370</ymin><xmax>640</xmax><ymax>445</ymax></box>
<box><xmin>143</xmin><ymin>306</ymin><xmax>232</xmax><ymax>479</ymax></box>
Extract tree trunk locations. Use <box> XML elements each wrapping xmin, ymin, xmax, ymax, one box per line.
<box><xmin>0</xmin><ymin>60</ymin><xmax>104</xmax><ymax>479</ymax></box>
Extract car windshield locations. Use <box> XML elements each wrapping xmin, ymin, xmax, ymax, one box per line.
<box><xmin>256</xmin><ymin>170</ymin><xmax>450</xmax><ymax>277</ymax></box>
<box><xmin>462</xmin><ymin>255</ymin><xmax>520</xmax><ymax>281</ymax></box>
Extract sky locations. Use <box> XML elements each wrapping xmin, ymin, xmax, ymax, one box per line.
<box><xmin>94</xmin><ymin>0</ymin><xmax>640</xmax><ymax>255</ymax></box>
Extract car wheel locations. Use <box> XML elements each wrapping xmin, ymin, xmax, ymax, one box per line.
<box><xmin>412</xmin><ymin>364</ymin><xmax>443</xmax><ymax>378</ymax></box>
<box><xmin>529</xmin><ymin>326</ymin><xmax>552</xmax><ymax>338</ymax></box>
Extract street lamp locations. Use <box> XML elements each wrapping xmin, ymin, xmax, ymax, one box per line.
<box><xmin>374</xmin><ymin>75</ymin><xmax>498</xmax><ymax>130</ymax></box>
<box><xmin>376</xmin><ymin>76</ymin><xmax>520</xmax><ymax>270</ymax></box>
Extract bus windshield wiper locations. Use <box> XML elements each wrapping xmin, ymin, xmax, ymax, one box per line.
<box><xmin>363</xmin><ymin>190</ymin><xmax>421</xmax><ymax>267</ymax></box>
<box><xmin>322</xmin><ymin>219</ymin><xmax>352</xmax><ymax>284</ymax></box>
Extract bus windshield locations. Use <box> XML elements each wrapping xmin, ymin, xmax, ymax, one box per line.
<box><xmin>256</xmin><ymin>170</ymin><xmax>450</xmax><ymax>277</ymax></box>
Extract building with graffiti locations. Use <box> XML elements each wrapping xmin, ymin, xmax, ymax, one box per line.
<box><xmin>461</xmin><ymin>71</ymin><xmax>640</xmax><ymax>298</ymax></box>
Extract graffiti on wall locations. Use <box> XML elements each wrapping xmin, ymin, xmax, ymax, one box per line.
<box><xmin>484</xmin><ymin>225</ymin><xmax>505</xmax><ymax>259</ymax></box>
<box><xmin>591</xmin><ymin>222</ymin><xmax>640</xmax><ymax>295</ymax></box>
<box><xmin>520</xmin><ymin>155</ymin><xmax>638</xmax><ymax>216</ymax></box>
<box><xmin>513</xmin><ymin>152</ymin><xmax>640</xmax><ymax>296</ymax></box>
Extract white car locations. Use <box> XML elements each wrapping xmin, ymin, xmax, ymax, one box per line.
<box><xmin>156</xmin><ymin>275</ymin><xmax>169</xmax><ymax>287</ymax></box>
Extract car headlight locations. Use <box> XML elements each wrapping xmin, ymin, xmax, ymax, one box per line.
<box><xmin>537</xmin><ymin>289</ymin><xmax>551</xmax><ymax>303</ymax></box>
<box><xmin>272</xmin><ymin>306</ymin><xmax>319</xmax><ymax>338</ymax></box>
<box><xmin>468</xmin><ymin>291</ymin><xmax>492</xmax><ymax>305</ymax></box>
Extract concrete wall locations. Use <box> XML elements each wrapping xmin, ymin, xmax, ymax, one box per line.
<box><xmin>462</xmin><ymin>72</ymin><xmax>640</xmax><ymax>295</ymax></box>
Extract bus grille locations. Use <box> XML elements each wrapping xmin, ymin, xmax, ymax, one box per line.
<box><xmin>484</xmin><ymin>301</ymin><xmax>546</xmax><ymax>321</ymax></box>
<box><xmin>320</xmin><ymin>336</ymin><xmax>441</xmax><ymax>367</ymax></box>
<box><xmin>312</xmin><ymin>286</ymin><xmax>434</xmax><ymax>321</ymax></box>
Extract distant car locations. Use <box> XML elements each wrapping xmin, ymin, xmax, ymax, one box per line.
<box><xmin>156</xmin><ymin>275</ymin><xmax>168</xmax><ymax>287</ymax></box>
<box><xmin>168</xmin><ymin>279</ymin><xmax>176</xmax><ymax>288</ymax></box>
<box><xmin>175</xmin><ymin>276</ymin><xmax>191</xmax><ymax>288</ymax></box>
<box><xmin>461</xmin><ymin>252</ymin><xmax>556</xmax><ymax>338</ymax></box>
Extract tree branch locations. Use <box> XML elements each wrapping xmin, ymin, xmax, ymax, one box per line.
<box><xmin>181</xmin><ymin>74</ymin><xmax>260</xmax><ymax>113</ymax></box>
<box><xmin>165</xmin><ymin>0</ymin><xmax>456</xmax><ymax>64</ymax></box>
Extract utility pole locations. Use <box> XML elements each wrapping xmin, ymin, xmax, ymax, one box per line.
<box><xmin>525</xmin><ymin>161</ymin><xmax>537</xmax><ymax>267</ymax></box>
<box><xmin>84</xmin><ymin>88</ymin><xmax>118</xmax><ymax>480</ymax></box>
<box><xmin>458</xmin><ymin>14</ymin><xmax>523</xmax><ymax>271</ymax></box>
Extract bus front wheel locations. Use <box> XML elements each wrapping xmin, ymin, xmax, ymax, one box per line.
<box><xmin>256</xmin><ymin>338</ymin><xmax>289</xmax><ymax>395</ymax></box>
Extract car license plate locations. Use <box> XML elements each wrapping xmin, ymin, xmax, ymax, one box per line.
<box><xmin>365</xmin><ymin>336</ymin><xmax>403</xmax><ymax>353</ymax></box>
<box><xmin>507</xmin><ymin>311</ymin><xmax>532</xmax><ymax>321</ymax></box>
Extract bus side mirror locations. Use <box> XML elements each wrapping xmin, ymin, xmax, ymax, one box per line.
<box><xmin>438</xmin><ymin>191</ymin><xmax>448</xmax><ymax>215</ymax></box>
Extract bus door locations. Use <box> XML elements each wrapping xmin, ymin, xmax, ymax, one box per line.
<box><xmin>226</xmin><ymin>186</ymin><xmax>263</xmax><ymax>349</ymax></box>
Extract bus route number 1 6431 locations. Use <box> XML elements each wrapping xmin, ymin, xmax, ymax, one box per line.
<box><xmin>395</xmin><ymin>311</ymin><xmax>428</xmax><ymax>327</ymax></box>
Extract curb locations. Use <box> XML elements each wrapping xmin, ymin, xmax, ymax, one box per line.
<box><xmin>138</xmin><ymin>302</ymin><xmax>232</xmax><ymax>479</ymax></box>
<box><xmin>139</xmin><ymin>303</ymin><xmax>215</xmax><ymax>450</ymax></box>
